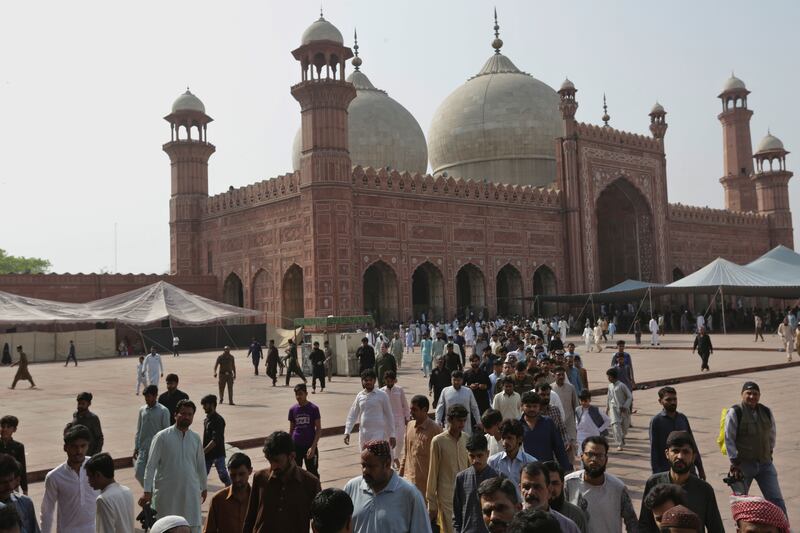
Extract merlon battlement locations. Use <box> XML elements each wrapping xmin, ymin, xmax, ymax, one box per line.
<box><xmin>575</xmin><ymin>122</ymin><xmax>662</xmax><ymax>152</ymax></box>
<box><xmin>205</xmin><ymin>173</ymin><xmax>300</xmax><ymax>214</ymax></box>
<box><xmin>669</xmin><ymin>202</ymin><xmax>768</xmax><ymax>226</ymax></box>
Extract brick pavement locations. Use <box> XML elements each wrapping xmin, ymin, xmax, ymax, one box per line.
<box><xmin>4</xmin><ymin>332</ymin><xmax>797</xmax><ymax>529</ymax></box>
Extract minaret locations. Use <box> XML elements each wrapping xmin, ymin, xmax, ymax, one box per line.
<box><xmin>718</xmin><ymin>74</ymin><xmax>757</xmax><ymax>211</ymax></box>
<box><xmin>290</xmin><ymin>13</ymin><xmax>359</xmax><ymax>320</ymax></box>
<box><xmin>752</xmin><ymin>131</ymin><xmax>794</xmax><ymax>248</ymax></box>
<box><xmin>649</xmin><ymin>102</ymin><xmax>668</xmax><ymax>143</ymax></box>
<box><xmin>163</xmin><ymin>89</ymin><xmax>215</xmax><ymax>275</ymax></box>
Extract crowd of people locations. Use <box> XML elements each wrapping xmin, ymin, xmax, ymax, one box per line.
<box><xmin>0</xmin><ymin>313</ymin><xmax>794</xmax><ymax>533</ymax></box>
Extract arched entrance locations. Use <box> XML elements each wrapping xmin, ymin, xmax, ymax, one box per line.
<box><xmin>596</xmin><ymin>178</ymin><xmax>655</xmax><ymax>289</ymax></box>
<box><xmin>252</xmin><ymin>269</ymin><xmax>271</xmax><ymax>314</ymax></box>
<box><xmin>281</xmin><ymin>264</ymin><xmax>304</xmax><ymax>329</ymax></box>
<box><xmin>496</xmin><ymin>264</ymin><xmax>523</xmax><ymax>317</ymax></box>
<box><xmin>363</xmin><ymin>261</ymin><xmax>400</xmax><ymax>326</ymax></box>
<box><xmin>223</xmin><ymin>273</ymin><xmax>244</xmax><ymax>307</ymax></box>
<box><xmin>533</xmin><ymin>266</ymin><xmax>557</xmax><ymax>317</ymax></box>
<box><xmin>412</xmin><ymin>262</ymin><xmax>444</xmax><ymax>322</ymax></box>
<box><xmin>456</xmin><ymin>264</ymin><xmax>486</xmax><ymax>319</ymax></box>
<box><xmin>672</xmin><ymin>268</ymin><xmax>685</xmax><ymax>281</ymax></box>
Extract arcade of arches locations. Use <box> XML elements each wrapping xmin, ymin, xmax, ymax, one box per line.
<box><xmin>363</xmin><ymin>261</ymin><xmax>400</xmax><ymax>326</ymax></box>
<box><xmin>411</xmin><ymin>262</ymin><xmax>444</xmax><ymax>321</ymax></box>
<box><xmin>281</xmin><ymin>264</ymin><xmax>304</xmax><ymax>328</ymax></box>
<box><xmin>596</xmin><ymin>178</ymin><xmax>655</xmax><ymax>289</ymax></box>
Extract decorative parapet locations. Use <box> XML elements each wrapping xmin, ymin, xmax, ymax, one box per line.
<box><xmin>350</xmin><ymin>166</ymin><xmax>562</xmax><ymax>208</ymax></box>
<box><xmin>575</xmin><ymin>122</ymin><xmax>662</xmax><ymax>152</ymax></box>
<box><xmin>205</xmin><ymin>172</ymin><xmax>300</xmax><ymax>215</ymax></box>
<box><xmin>669</xmin><ymin>203</ymin><xmax>768</xmax><ymax>227</ymax></box>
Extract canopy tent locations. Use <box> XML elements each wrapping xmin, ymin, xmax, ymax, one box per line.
<box><xmin>0</xmin><ymin>281</ymin><xmax>262</xmax><ymax>325</ymax></box>
<box><xmin>523</xmin><ymin>279</ymin><xmax>662</xmax><ymax>304</ymax></box>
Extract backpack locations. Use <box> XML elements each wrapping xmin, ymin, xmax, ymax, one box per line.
<box><xmin>716</xmin><ymin>404</ymin><xmax>772</xmax><ymax>455</ymax></box>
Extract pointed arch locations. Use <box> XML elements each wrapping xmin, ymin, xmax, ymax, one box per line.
<box><xmin>533</xmin><ymin>265</ymin><xmax>557</xmax><ymax>317</ymax></box>
<box><xmin>496</xmin><ymin>264</ymin><xmax>523</xmax><ymax>317</ymax></box>
<box><xmin>456</xmin><ymin>263</ymin><xmax>486</xmax><ymax>319</ymax></box>
<box><xmin>281</xmin><ymin>264</ymin><xmax>304</xmax><ymax>329</ymax></box>
<box><xmin>363</xmin><ymin>260</ymin><xmax>400</xmax><ymax>326</ymax></box>
<box><xmin>223</xmin><ymin>272</ymin><xmax>244</xmax><ymax>307</ymax></box>
<box><xmin>251</xmin><ymin>268</ymin><xmax>272</xmax><ymax>314</ymax></box>
<box><xmin>412</xmin><ymin>261</ymin><xmax>444</xmax><ymax>322</ymax></box>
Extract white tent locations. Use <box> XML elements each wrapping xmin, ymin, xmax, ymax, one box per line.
<box><xmin>0</xmin><ymin>281</ymin><xmax>262</xmax><ymax>325</ymax></box>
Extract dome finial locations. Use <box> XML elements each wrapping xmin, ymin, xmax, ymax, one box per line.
<box><xmin>352</xmin><ymin>28</ymin><xmax>362</xmax><ymax>71</ymax></box>
<box><xmin>492</xmin><ymin>7</ymin><xmax>503</xmax><ymax>54</ymax></box>
<box><xmin>602</xmin><ymin>93</ymin><xmax>611</xmax><ymax>127</ymax></box>
<box><xmin>319</xmin><ymin>3</ymin><xmax>324</xmax><ymax>19</ymax></box>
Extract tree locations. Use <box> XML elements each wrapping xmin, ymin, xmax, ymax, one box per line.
<box><xmin>0</xmin><ymin>248</ymin><xmax>52</xmax><ymax>274</ymax></box>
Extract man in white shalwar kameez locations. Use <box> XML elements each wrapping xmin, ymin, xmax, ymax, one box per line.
<box><xmin>344</xmin><ymin>369</ymin><xmax>396</xmax><ymax>451</ymax></box>
<box><xmin>605</xmin><ymin>368</ymin><xmax>632</xmax><ymax>451</ymax></box>
<box><xmin>380</xmin><ymin>371</ymin><xmax>409</xmax><ymax>467</ymax></box>
<box><xmin>142</xmin><ymin>348</ymin><xmax>164</xmax><ymax>387</ymax></box>
<box><xmin>648</xmin><ymin>316</ymin><xmax>660</xmax><ymax>346</ymax></box>
<box><xmin>143</xmin><ymin>399</ymin><xmax>207</xmax><ymax>532</ymax></box>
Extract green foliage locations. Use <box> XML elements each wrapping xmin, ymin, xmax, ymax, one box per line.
<box><xmin>0</xmin><ymin>248</ymin><xmax>52</xmax><ymax>274</ymax></box>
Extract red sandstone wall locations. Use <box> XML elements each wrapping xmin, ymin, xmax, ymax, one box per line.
<box><xmin>0</xmin><ymin>273</ymin><xmax>219</xmax><ymax>302</ymax></box>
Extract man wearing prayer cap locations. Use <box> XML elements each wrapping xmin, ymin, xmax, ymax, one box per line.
<box><xmin>731</xmin><ymin>496</ymin><xmax>790</xmax><ymax>533</ymax></box>
<box><xmin>150</xmin><ymin>514</ymin><xmax>190</xmax><ymax>533</ymax></box>
<box><xmin>659</xmin><ymin>505</ymin><xmax>701</xmax><ymax>533</ymax></box>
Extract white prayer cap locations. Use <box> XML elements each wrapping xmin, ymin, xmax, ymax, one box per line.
<box><xmin>150</xmin><ymin>515</ymin><xmax>190</xmax><ymax>533</ymax></box>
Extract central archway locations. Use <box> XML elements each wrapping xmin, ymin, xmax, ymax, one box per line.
<box><xmin>363</xmin><ymin>261</ymin><xmax>399</xmax><ymax>326</ymax></box>
<box><xmin>496</xmin><ymin>264</ymin><xmax>523</xmax><ymax>317</ymax></box>
<box><xmin>456</xmin><ymin>263</ymin><xmax>486</xmax><ymax>319</ymax></box>
<box><xmin>281</xmin><ymin>264</ymin><xmax>304</xmax><ymax>329</ymax></box>
<box><xmin>596</xmin><ymin>178</ymin><xmax>655</xmax><ymax>289</ymax></box>
<box><xmin>412</xmin><ymin>262</ymin><xmax>444</xmax><ymax>321</ymax></box>
<box><xmin>533</xmin><ymin>266</ymin><xmax>557</xmax><ymax>317</ymax></box>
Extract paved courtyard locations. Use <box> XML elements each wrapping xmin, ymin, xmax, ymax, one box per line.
<box><xmin>2</xmin><ymin>332</ymin><xmax>797</xmax><ymax>529</ymax></box>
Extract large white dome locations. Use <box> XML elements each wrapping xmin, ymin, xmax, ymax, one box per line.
<box><xmin>292</xmin><ymin>68</ymin><xmax>427</xmax><ymax>174</ymax></box>
<box><xmin>427</xmin><ymin>52</ymin><xmax>562</xmax><ymax>186</ymax></box>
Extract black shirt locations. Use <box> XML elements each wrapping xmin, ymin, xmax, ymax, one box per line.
<box><xmin>356</xmin><ymin>345</ymin><xmax>375</xmax><ymax>372</ymax></box>
<box><xmin>638</xmin><ymin>471</ymin><xmax>724</xmax><ymax>533</ymax></box>
<box><xmin>428</xmin><ymin>367</ymin><xmax>452</xmax><ymax>407</ymax></box>
<box><xmin>693</xmin><ymin>334</ymin><xmax>713</xmax><ymax>354</ymax></box>
<box><xmin>203</xmin><ymin>411</ymin><xmax>227</xmax><ymax>460</ymax></box>
<box><xmin>158</xmin><ymin>389</ymin><xmax>190</xmax><ymax>424</ymax></box>
<box><xmin>0</xmin><ymin>439</ymin><xmax>27</xmax><ymax>492</ymax></box>
<box><xmin>310</xmin><ymin>348</ymin><xmax>326</xmax><ymax>374</ymax></box>
<box><xmin>463</xmin><ymin>367</ymin><xmax>492</xmax><ymax>415</ymax></box>
<box><xmin>72</xmin><ymin>411</ymin><xmax>104</xmax><ymax>456</ymax></box>
<box><xmin>444</xmin><ymin>350</ymin><xmax>462</xmax><ymax>372</ymax></box>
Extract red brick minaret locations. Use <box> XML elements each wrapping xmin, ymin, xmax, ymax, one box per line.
<box><xmin>290</xmin><ymin>14</ymin><xmax>358</xmax><ymax>319</ymax></box>
<box><xmin>718</xmin><ymin>74</ymin><xmax>757</xmax><ymax>212</ymax></box>
<box><xmin>752</xmin><ymin>131</ymin><xmax>794</xmax><ymax>248</ymax></box>
<box><xmin>164</xmin><ymin>89</ymin><xmax>215</xmax><ymax>275</ymax></box>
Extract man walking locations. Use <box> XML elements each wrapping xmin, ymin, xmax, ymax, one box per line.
<box><xmin>436</xmin><ymin>371</ymin><xmax>482</xmax><ymax>436</ymax></box>
<box><xmin>356</xmin><ymin>337</ymin><xmax>376</xmax><ymax>374</ymax></box>
<box><xmin>488</xmin><ymin>419</ymin><xmax>536</xmax><ymax>500</ymax></box>
<box><xmin>453</xmin><ymin>434</ymin><xmax>500</xmax><ymax>533</ymax></box>
<box><xmin>204</xmin><ymin>452</ymin><xmax>252</xmax><ymax>533</ymax></box>
<box><xmin>520</xmin><ymin>393</ymin><xmax>570</xmax><ymax>473</ymax></box>
<box><xmin>429</xmin><ymin>357</ymin><xmax>451</xmax><ymax>408</ymax></box>
<box><xmin>172</xmin><ymin>335</ymin><xmax>180</xmax><ymax>357</ymax></box>
<box><xmin>692</xmin><ymin>326</ymin><xmax>713</xmax><ymax>372</ymax></box>
<box><xmin>427</xmin><ymin>405</ymin><xmax>470</xmax><ymax>533</ymax></box>
<box><xmin>777</xmin><ymin>317</ymin><xmax>793</xmax><ymax>361</ymax></box>
<box><xmin>381</xmin><ymin>371</ymin><xmax>409</xmax><ymax>469</ymax></box>
<box><xmin>265</xmin><ymin>340</ymin><xmax>280</xmax><ymax>386</ymax></box>
<box><xmin>213</xmin><ymin>346</ymin><xmax>236</xmax><ymax>405</ymax></box>
<box><xmin>72</xmin><ymin>392</ymin><xmax>104</xmax><ymax>456</ymax></box>
<box><xmin>724</xmin><ymin>381</ymin><xmax>786</xmax><ymax>515</ymax></box>
<box><xmin>552</xmin><ymin>367</ymin><xmax>579</xmax><ymax>466</ymax></box>
<box><xmin>400</xmin><ymin>395</ymin><xmax>442</xmax><ymax>498</ymax></box>
<box><xmin>0</xmin><ymin>454</ymin><xmax>37</xmax><ymax>533</ymax></box>
<box><xmin>519</xmin><ymin>462</ymin><xmax>581</xmax><ymax>533</ymax></box>
<box><xmin>143</xmin><ymin>347</ymin><xmax>164</xmax><ymax>387</ymax></box>
<box><xmin>134</xmin><ymin>385</ymin><xmax>171</xmax><ymax>486</ymax></box>
<box><xmin>344</xmin><ymin>370</ymin><xmax>395</xmax><ymax>451</ymax></box>
<box><xmin>247</xmin><ymin>338</ymin><xmax>263</xmax><ymax>376</ymax></box>
<box><xmin>309</xmin><ymin>341</ymin><xmax>326</xmax><ymax>393</ymax></box>
<box><xmin>65</xmin><ymin>340</ymin><xmax>78</xmax><ymax>367</ymax></box>
<box><xmin>201</xmin><ymin>395</ymin><xmax>231</xmax><ymax>487</ymax></box>
<box><xmin>9</xmin><ymin>346</ymin><xmax>34</xmax><ymax>390</ymax></box>
<box><xmin>323</xmin><ymin>340</ymin><xmax>334</xmax><ymax>383</ymax></box>
<box><xmin>648</xmin><ymin>316</ymin><xmax>660</xmax><ymax>346</ymax></box>
<box><xmin>648</xmin><ymin>386</ymin><xmax>704</xmax><ymax>478</ymax></box>
<box><xmin>0</xmin><ymin>416</ymin><xmax>28</xmax><ymax>496</ymax></box>
<box><xmin>492</xmin><ymin>377</ymin><xmax>521</xmax><ymax>422</ymax></box>
<box><xmin>638</xmin><ymin>431</ymin><xmax>723</xmax><ymax>533</ymax></box>
<box><xmin>374</xmin><ymin>344</ymin><xmax>397</xmax><ymax>388</ymax></box>
<box><xmin>420</xmin><ymin>333</ymin><xmax>433</xmax><ymax>378</ymax></box>
<box><xmin>158</xmin><ymin>374</ymin><xmax>189</xmax><ymax>425</ymax></box>
<box><xmin>606</xmin><ymin>368</ymin><xmax>632</xmax><ymax>451</ymax></box>
<box><xmin>390</xmin><ymin>332</ymin><xmax>404</xmax><ymax>368</ymax></box>
<box><xmin>464</xmin><ymin>354</ymin><xmax>492</xmax><ymax>417</ymax></box>
<box><xmin>40</xmin><ymin>425</ymin><xmax>98</xmax><ymax>533</ymax></box>
<box><xmin>142</xmin><ymin>399</ymin><xmax>207</xmax><ymax>532</ymax></box>
<box><xmin>541</xmin><ymin>461</ymin><xmax>588</xmax><ymax>533</ymax></box>
<box><xmin>284</xmin><ymin>339</ymin><xmax>306</xmax><ymax>386</ymax></box>
<box><xmin>86</xmin><ymin>453</ymin><xmax>135</xmax><ymax>533</ymax></box>
<box><xmin>289</xmin><ymin>384</ymin><xmax>321</xmax><ymax>478</ymax></box>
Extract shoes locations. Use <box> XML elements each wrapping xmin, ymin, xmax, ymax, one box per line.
<box><xmin>312</xmin><ymin>390</ymin><xmax>316</xmax><ymax>394</ymax></box>
<box><xmin>616</xmin><ymin>446</ymin><xmax>624</xmax><ymax>451</ymax></box>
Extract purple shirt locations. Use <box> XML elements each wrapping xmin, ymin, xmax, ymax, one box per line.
<box><xmin>288</xmin><ymin>402</ymin><xmax>320</xmax><ymax>447</ymax></box>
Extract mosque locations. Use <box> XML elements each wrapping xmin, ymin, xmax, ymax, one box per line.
<box><xmin>3</xmin><ymin>12</ymin><xmax>792</xmax><ymax>328</ymax></box>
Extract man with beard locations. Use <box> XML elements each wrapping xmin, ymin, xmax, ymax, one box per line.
<box><xmin>453</xmin><ymin>434</ymin><xmax>499</xmax><ymax>533</ymax></box>
<box><xmin>534</xmin><ymin>383</ymin><xmax>570</xmax><ymax>461</ymax></box>
<box><xmin>243</xmin><ymin>431</ymin><xmax>321</xmax><ymax>532</ymax></box>
<box><xmin>519</xmin><ymin>462</ymin><xmax>580</xmax><ymax>533</ymax></box>
<box><xmin>638</xmin><ymin>431</ymin><xmax>723</xmax><ymax>533</ymax></box>
<box><xmin>552</xmin><ymin>367</ymin><xmax>579</xmax><ymax>466</ymax></box>
<box><xmin>519</xmin><ymin>393</ymin><xmax>570</xmax><ymax>473</ymax></box>
<box><xmin>344</xmin><ymin>370</ymin><xmax>396</xmax><ymax>451</ymax></box>
<box><xmin>374</xmin><ymin>344</ymin><xmax>397</xmax><ymax>389</ymax></box>
<box><xmin>428</xmin><ymin>405</ymin><xmax>470</xmax><ymax>533</ymax></box>
<box><xmin>142</xmin><ymin>400</ymin><xmax>207</xmax><ymax>532</ymax></box>
<box><xmin>71</xmin><ymin>392</ymin><xmax>104</xmax><ymax>456</ymax></box>
<box><xmin>133</xmin><ymin>386</ymin><xmax>170</xmax><ymax>487</ymax></box>
<box><xmin>204</xmin><ymin>452</ymin><xmax>253</xmax><ymax>533</ymax></box>
<box><xmin>399</xmin><ymin>395</ymin><xmax>441</xmax><ymax>498</ymax></box>
<box><xmin>464</xmin><ymin>354</ymin><xmax>492</xmax><ymax>417</ymax></box>
<box><xmin>541</xmin><ymin>461</ymin><xmax>588</xmax><ymax>533</ymax></box>
<box><xmin>648</xmin><ymin>387</ymin><xmax>705</xmax><ymax>478</ymax></box>
<box><xmin>564</xmin><ymin>436</ymin><xmax>638</xmax><ymax>532</ymax></box>
<box><xmin>436</xmin><ymin>371</ymin><xmax>483</xmax><ymax>436</ymax></box>
<box><xmin>345</xmin><ymin>440</ymin><xmax>431</xmax><ymax>533</ymax></box>
<box><xmin>477</xmin><ymin>477</ymin><xmax>521</xmax><ymax>533</ymax></box>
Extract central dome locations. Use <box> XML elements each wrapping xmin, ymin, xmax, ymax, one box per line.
<box><xmin>427</xmin><ymin>50</ymin><xmax>562</xmax><ymax>186</ymax></box>
<box><xmin>292</xmin><ymin>44</ymin><xmax>427</xmax><ymax>175</ymax></box>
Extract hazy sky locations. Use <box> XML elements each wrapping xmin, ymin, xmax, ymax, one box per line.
<box><xmin>1</xmin><ymin>1</ymin><xmax>798</xmax><ymax>274</ymax></box>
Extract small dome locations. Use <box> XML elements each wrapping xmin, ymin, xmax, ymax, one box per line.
<box><xmin>301</xmin><ymin>16</ymin><xmax>344</xmax><ymax>45</ymax></box>
<box><xmin>292</xmin><ymin>70</ymin><xmax>428</xmax><ymax>174</ymax></box>
<box><xmin>756</xmin><ymin>132</ymin><xmax>785</xmax><ymax>154</ymax></box>
<box><xmin>560</xmin><ymin>78</ymin><xmax>575</xmax><ymax>91</ymax></box>
<box><xmin>650</xmin><ymin>102</ymin><xmax>665</xmax><ymax>114</ymax></box>
<box><xmin>171</xmin><ymin>89</ymin><xmax>205</xmax><ymax>114</ymax></box>
<box><xmin>721</xmin><ymin>75</ymin><xmax>746</xmax><ymax>93</ymax></box>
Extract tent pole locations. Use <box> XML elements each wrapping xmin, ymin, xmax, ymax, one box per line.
<box><xmin>648</xmin><ymin>287</ymin><xmax>653</xmax><ymax>318</ymax></box>
<box><xmin>721</xmin><ymin>287</ymin><xmax>727</xmax><ymax>334</ymax></box>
